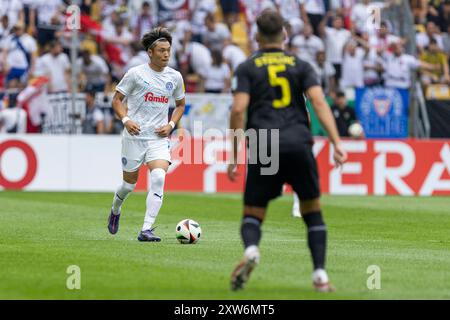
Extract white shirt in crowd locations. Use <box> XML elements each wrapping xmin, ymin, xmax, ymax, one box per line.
<box><xmin>416</xmin><ymin>32</ymin><xmax>444</xmax><ymax>50</ymax></box>
<box><xmin>189</xmin><ymin>0</ymin><xmax>217</xmax><ymax>36</ymax></box>
<box><xmin>325</xmin><ymin>27</ymin><xmax>352</xmax><ymax>64</ymax></box>
<box><xmin>76</xmin><ymin>54</ymin><xmax>110</xmax><ymax>86</ymax></box>
<box><xmin>2</xmin><ymin>33</ymin><xmax>37</xmax><ymax>69</ymax></box>
<box><xmin>350</xmin><ymin>2</ymin><xmax>370</xmax><ymax>34</ymax></box>
<box><xmin>363</xmin><ymin>48</ymin><xmax>384</xmax><ymax>84</ymax></box>
<box><xmin>184</xmin><ymin>41</ymin><xmax>212</xmax><ymax>78</ymax></box>
<box><xmin>290</xmin><ymin>34</ymin><xmax>325</xmax><ymax>63</ymax></box>
<box><xmin>302</xmin><ymin>0</ymin><xmax>325</xmax><ymax>15</ymax></box>
<box><xmin>202</xmin><ymin>22</ymin><xmax>230</xmax><ymax>51</ymax></box>
<box><xmin>340</xmin><ymin>47</ymin><xmax>366</xmax><ymax>89</ymax></box>
<box><xmin>311</xmin><ymin>60</ymin><xmax>335</xmax><ymax>94</ymax></box>
<box><xmin>32</xmin><ymin>0</ymin><xmax>64</xmax><ymax>26</ymax></box>
<box><xmin>223</xmin><ymin>44</ymin><xmax>247</xmax><ymax>71</ymax></box>
<box><xmin>382</xmin><ymin>53</ymin><xmax>421</xmax><ymax>89</ymax></box>
<box><xmin>369</xmin><ymin>33</ymin><xmax>400</xmax><ymax>51</ymax></box>
<box><xmin>116</xmin><ymin>63</ymin><xmax>185</xmax><ymax>140</ymax></box>
<box><xmin>125</xmin><ymin>51</ymin><xmax>149</xmax><ymax>72</ymax></box>
<box><xmin>275</xmin><ymin>0</ymin><xmax>303</xmax><ymax>21</ymax></box>
<box><xmin>0</xmin><ymin>0</ymin><xmax>23</xmax><ymax>28</ymax></box>
<box><xmin>103</xmin><ymin>27</ymin><xmax>134</xmax><ymax>62</ymax></box>
<box><xmin>35</xmin><ymin>52</ymin><xmax>70</xmax><ymax>92</ymax></box>
<box><xmin>0</xmin><ymin>107</ymin><xmax>27</xmax><ymax>133</ymax></box>
<box><xmin>204</xmin><ymin>63</ymin><xmax>231</xmax><ymax>92</ymax></box>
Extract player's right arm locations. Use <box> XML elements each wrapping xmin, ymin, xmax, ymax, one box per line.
<box><xmin>306</xmin><ymin>85</ymin><xmax>347</xmax><ymax>167</ymax></box>
<box><xmin>112</xmin><ymin>91</ymin><xmax>140</xmax><ymax>135</ymax></box>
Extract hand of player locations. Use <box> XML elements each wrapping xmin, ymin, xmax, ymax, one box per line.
<box><xmin>155</xmin><ymin>124</ymin><xmax>172</xmax><ymax>137</ymax></box>
<box><xmin>125</xmin><ymin>120</ymin><xmax>141</xmax><ymax>135</ymax></box>
<box><xmin>333</xmin><ymin>143</ymin><xmax>347</xmax><ymax>168</ymax></box>
<box><xmin>227</xmin><ymin>164</ymin><xmax>239</xmax><ymax>182</ymax></box>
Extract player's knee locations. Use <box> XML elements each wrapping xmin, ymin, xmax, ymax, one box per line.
<box><xmin>300</xmin><ymin>198</ymin><xmax>321</xmax><ymax>214</ymax></box>
<box><xmin>123</xmin><ymin>171</ymin><xmax>139</xmax><ymax>184</ymax></box>
<box><xmin>150</xmin><ymin>168</ymin><xmax>166</xmax><ymax>193</ymax></box>
<box><xmin>243</xmin><ymin>206</ymin><xmax>266</xmax><ymax>221</ymax></box>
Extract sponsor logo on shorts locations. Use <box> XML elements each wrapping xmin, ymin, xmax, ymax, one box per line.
<box><xmin>122</xmin><ymin>157</ymin><xmax>127</xmax><ymax>165</ymax></box>
<box><xmin>144</xmin><ymin>92</ymin><xmax>169</xmax><ymax>103</ymax></box>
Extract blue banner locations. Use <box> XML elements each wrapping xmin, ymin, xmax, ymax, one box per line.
<box><xmin>355</xmin><ymin>87</ymin><xmax>409</xmax><ymax>138</ymax></box>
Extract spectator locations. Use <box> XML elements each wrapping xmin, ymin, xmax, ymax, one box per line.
<box><xmin>330</xmin><ymin>91</ymin><xmax>357</xmax><ymax>138</ymax></box>
<box><xmin>427</xmin><ymin>0</ymin><xmax>450</xmax><ymax>32</ymax></box>
<box><xmin>0</xmin><ymin>0</ymin><xmax>24</xmax><ymax>29</ymax></box>
<box><xmin>419</xmin><ymin>38</ymin><xmax>450</xmax><ymax>85</ymax></box>
<box><xmin>103</xmin><ymin>19</ymin><xmax>133</xmax><ymax>63</ymax></box>
<box><xmin>382</xmin><ymin>41</ymin><xmax>439</xmax><ymax>89</ymax></box>
<box><xmin>0</xmin><ymin>91</ymin><xmax>27</xmax><ymax>133</ymax></box>
<box><xmin>320</xmin><ymin>13</ymin><xmax>352</xmax><ymax>87</ymax></box>
<box><xmin>416</xmin><ymin>21</ymin><xmax>445</xmax><ymax>52</ymax></box>
<box><xmin>274</xmin><ymin>0</ymin><xmax>306</xmax><ymax>35</ymax></box>
<box><xmin>303</xmin><ymin>0</ymin><xmax>326</xmax><ymax>36</ymax></box>
<box><xmin>290</xmin><ymin>23</ymin><xmax>325</xmax><ymax>64</ymax></box>
<box><xmin>77</xmin><ymin>49</ymin><xmax>110</xmax><ymax>93</ymax></box>
<box><xmin>222</xmin><ymin>37</ymin><xmax>247</xmax><ymax>72</ymax></box>
<box><xmin>340</xmin><ymin>39</ymin><xmax>367</xmax><ymax>90</ymax></box>
<box><xmin>190</xmin><ymin>0</ymin><xmax>217</xmax><ymax>42</ymax></box>
<box><xmin>1</xmin><ymin>21</ymin><xmax>37</xmax><ymax>89</ymax></box>
<box><xmin>368</xmin><ymin>20</ymin><xmax>402</xmax><ymax>53</ymax></box>
<box><xmin>200</xmin><ymin>49</ymin><xmax>231</xmax><ymax>93</ymax></box>
<box><xmin>350</xmin><ymin>0</ymin><xmax>371</xmax><ymax>35</ymax></box>
<box><xmin>131</xmin><ymin>1</ymin><xmax>156</xmax><ymax>40</ymax></box>
<box><xmin>176</xmin><ymin>24</ymin><xmax>212</xmax><ymax>80</ymax></box>
<box><xmin>30</xmin><ymin>0</ymin><xmax>65</xmax><ymax>48</ymax></box>
<box><xmin>35</xmin><ymin>40</ymin><xmax>70</xmax><ymax>93</ymax></box>
<box><xmin>125</xmin><ymin>41</ymin><xmax>149</xmax><ymax>72</ymax></box>
<box><xmin>219</xmin><ymin>0</ymin><xmax>240</xmax><ymax>29</ymax></box>
<box><xmin>202</xmin><ymin>12</ymin><xmax>230</xmax><ymax>51</ymax></box>
<box><xmin>82</xmin><ymin>90</ymin><xmax>105</xmax><ymax>134</ymax></box>
<box><xmin>311</xmin><ymin>50</ymin><xmax>336</xmax><ymax>97</ymax></box>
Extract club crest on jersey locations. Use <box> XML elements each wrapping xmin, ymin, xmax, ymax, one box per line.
<box><xmin>144</xmin><ymin>92</ymin><xmax>169</xmax><ymax>103</ymax></box>
<box><xmin>165</xmin><ymin>82</ymin><xmax>174</xmax><ymax>91</ymax></box>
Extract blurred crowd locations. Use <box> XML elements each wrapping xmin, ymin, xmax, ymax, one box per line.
<box><xmin>0</xmin><ymin>0</ymin><xmax>449</xmax><ymax>135</ymax></box>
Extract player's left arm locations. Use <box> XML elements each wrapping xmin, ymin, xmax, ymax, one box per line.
<box><xmin>228</xmin><ymin>92</ymin><xmax>250</xmax><ymax>181</ymax></box>
<box><xmin>307</xmin><ymin>85</ymin><xmax>347</xmax><ymax>167</ymax></box>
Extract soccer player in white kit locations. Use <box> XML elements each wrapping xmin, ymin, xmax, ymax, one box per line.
<box><xmin>107</xmin><ymin>27</ymin><xmax>185</xmax><ymax>242</ymax></box>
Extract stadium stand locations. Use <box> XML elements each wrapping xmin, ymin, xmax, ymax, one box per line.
<box><xmin>0</xmin><ymin>0</ymin><xmax>448</xmax><ymax>137</ymax></box>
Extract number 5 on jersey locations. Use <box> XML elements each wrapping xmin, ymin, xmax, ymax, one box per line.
<box><xmin>268</xmin><ymin>64</ymin><xmax>291</xmax><ymax>109</ymax></box>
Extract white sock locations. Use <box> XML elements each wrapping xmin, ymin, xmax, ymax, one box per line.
<box><xmin>292</xmin><ymin>192</ymin><xmax>301</xmax><ymax>217</ymax></box>
<box><xmin>244</xmin><ymin>245</ymin><xmax>260</xmax><ymax>264</ymax></box>
<box><xmin>111</xmin><ymin>181</ymin><xmax>136</xmax><ymax>215</ymax></box>
<box><xmin>313</xmin><ymin>269</ymin><xmax>329</xmax><ymax>284</ymax></box>
<box><xmin>142</xmin><ymin>168</ymin><xmax>166</xmax><ymax>231</ymax></box>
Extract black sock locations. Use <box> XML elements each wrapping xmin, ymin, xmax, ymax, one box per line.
<box><xmin>241</xmin><ymin>215</ymin><xmax>262</xmax><ymax>249</ymax></box>
<box><xmin>302</xmin><ymin>211</ymin><xmax>327</xmax><ymax>270</ymax></box>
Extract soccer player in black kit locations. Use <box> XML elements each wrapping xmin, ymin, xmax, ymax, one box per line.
<box><xmin>227</xmin><ymin>9</ymin><xmax>347</xmax><ymax>292</ymax></box>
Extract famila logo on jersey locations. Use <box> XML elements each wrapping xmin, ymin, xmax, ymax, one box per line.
<box><xmin>144</xmin><ymin>92</ymin><xmax>169</xmax><ymax>103</ymax></box>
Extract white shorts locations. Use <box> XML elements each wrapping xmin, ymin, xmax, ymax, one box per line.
<box><xmin>121</xmin><ymin>138</ymin><xmax>171</xmax><ymax>172</ymax></box>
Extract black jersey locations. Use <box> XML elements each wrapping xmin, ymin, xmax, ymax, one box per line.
<box><xmin>233</xmin><ymin>48</ymin><xmax>320</xmax><ymax>150</ymax></box>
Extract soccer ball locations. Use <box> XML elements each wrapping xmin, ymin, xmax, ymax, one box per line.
<box><xmin>175</xmin><ymin>219</ymin><xmax>202</xmax><ymax>244</ymax></box>
<box><xmin>348</xmin><ymin>122</ymin><xmax>364</xmax><ymax>138</ymax></box>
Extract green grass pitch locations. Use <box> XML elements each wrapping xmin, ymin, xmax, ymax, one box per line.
<box><xmin>0</xmin><ymin>191</ymin><xmax>449</xmax><ymax>300</ymax></box>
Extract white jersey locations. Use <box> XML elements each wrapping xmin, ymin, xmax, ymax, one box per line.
<box><xmin>116</xmin><ymin>63</ymin><xmax>185</xmax><ymax>140</ymax></box>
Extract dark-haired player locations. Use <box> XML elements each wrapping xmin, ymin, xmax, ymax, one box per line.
<box><xmin>228</xmin><ymin>10</ymin><xmax>347</xmax><ymax>292</ymax></box>
<box><xmin>107</xmin><ymin>27</ymin><xmax>185</xmax><ymax>242</ymax></box>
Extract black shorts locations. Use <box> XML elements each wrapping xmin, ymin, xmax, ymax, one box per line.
<box><xmin>244</xmin><ymin>144</ymin><xmax>320</xmax><ymax>207</ymax></box>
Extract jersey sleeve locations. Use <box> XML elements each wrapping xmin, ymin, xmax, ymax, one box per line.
<box><xmin>299</xmin><ymin>60</ymin><xmax>320</xmax><ymax>93</ymax></box>
<box><xmin>231</xmin><ymin>62</ymin><xmax>250</xmax><ymax>94</ymax></box>
<box><xmin>173</xmin><ymin>72</ymin><xmax>186</xmax><ymax>101</ymax></box>
<box><xmin>116</xmin><ymin>69</ymin><xmax>136</xmax><ymax>96</ymax></box>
